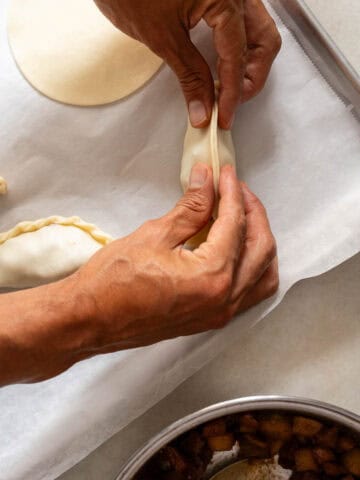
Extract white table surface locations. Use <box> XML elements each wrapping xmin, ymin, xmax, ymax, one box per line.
<box><xmin>59</xmin><ymin>2</ymin><xmax>360</xmax><ymax>479</ymax></box>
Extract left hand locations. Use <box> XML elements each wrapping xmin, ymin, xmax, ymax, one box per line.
<box><xmin>94</xmin><ymin>0</ymin><xmax>281</xmax><ymax>129</ymax></box>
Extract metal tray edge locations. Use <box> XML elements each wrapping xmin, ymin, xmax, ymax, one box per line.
<box><xmin>269</xmin><ymin>0</ymin><xmax>360</xmax><ymax>115</ymax></box>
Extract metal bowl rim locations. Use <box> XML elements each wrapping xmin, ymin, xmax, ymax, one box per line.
<box><xmin>115</xmin><ymin>395</ymin><xmax>360</xmax><ymax>480</ymax></box>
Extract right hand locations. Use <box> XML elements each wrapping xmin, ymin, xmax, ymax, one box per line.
<box><xmin>75</xmin><ymin>162</ymin><xmax>278</xmax><ymax>353</ymax></box>
<box><xmin>1</xmin><ymin>163</ymin><xmax>278</xmax><ymax>385</ymax></box>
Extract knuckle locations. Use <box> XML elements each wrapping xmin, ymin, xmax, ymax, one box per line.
<box><xmin>207</xmin><ymin>270</ymin><xmax>233</xmax><ymax>305</ymax></box>
<box><xmin>214</xmin><ymin>0</ymin><xmax>239</xmax><ymax>24</ymax></box>
<box><xmin>217</xmin><ymin>6</ymin><xmax>236</xmax><ymax>28</ymax></box>
<box><xmin>244</xmin><ymin>80</ymin><xmax>261</xmax><ymax>100</ymax></box>
<box><xmin>261</xmin><ymin>232</ymin><xmax>277</xmax><ymax>260</ymax></box>
<box><xmin>177</xmin><ymin>190</ymin><xmax>210</xmax><ymax>216</ymax></box>
<box><xmin>267</xmin><ymin>272</ymin><xmax>280</xmax><ymax>296</ymax></box>
<box><xmin>178</xmin><ymin>68</ymin><xmax>209</xmax><ymax>95</ymax></box>
<box><xmin>220</xmin><ymin>212</ymin><xmax>247</xmax><ymax>237</ymax></box>
<box><xmin>262</xmin><ymin>19</ymin><xmax>282</xmax><ymax>56</ymax></box>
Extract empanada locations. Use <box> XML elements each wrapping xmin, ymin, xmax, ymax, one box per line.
<box><xmin>180</xmin><ymin>89</ymin><xmax>236</xmax><ymax>246</ymax></box>
<box><xmin>0</xmin><ymin>216</ymin><xmax>113</xmax><ymax>289</ymax></box>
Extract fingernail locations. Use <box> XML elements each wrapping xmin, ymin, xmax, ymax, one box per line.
<box><xmin>189</xmin><ymin>100</ymin><xmax>207</xmax><ymax>127</ymax></box>
<box><xmin>190</xmin><ymin>163</ymin><xmax>208</xmax><ymax>188</ymax></box>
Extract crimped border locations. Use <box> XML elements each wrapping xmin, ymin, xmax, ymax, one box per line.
<box><xmin>0</xmin><ymin>216</ymin><xmax>114</xmax><ymax>246</ymax></box>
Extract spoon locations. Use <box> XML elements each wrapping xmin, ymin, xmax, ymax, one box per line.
<box><xmin>210</xmin><ymin>459</ymin><xmax>291</xmax><ymax>480</ymax></box>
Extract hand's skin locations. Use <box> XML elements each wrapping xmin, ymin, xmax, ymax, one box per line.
<box><xmin>0</xmin><ymin>164</ymin><xmax>278</xmax><ymax>386</ymax></box>
<box><xmin>94</xmin><ymin>0</ymin><xmax>281</xmax><ymax>129</ymax></box>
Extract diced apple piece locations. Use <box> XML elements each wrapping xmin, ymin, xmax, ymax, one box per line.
<box><xmin>293</xmin><ymin>417</ymin><xmax>323</xmax><ymax>437</ymax></box>
<box><xmin>338</xmin><ymin>436</ymin><xmax>357</xmax><ymax>453</ymax></box>
<box><xmin>202</xmin><ymin>419</ymin><xmax>227</xmax><ymax>438</ymax></box>
<box><xmin>259</xmin><ymin>414</ymin><xmax>292</xmax><ymax>440</ymax></box>
<box><xmin>313</xmin><ymin>447</ymin><xmax>335</xmax><ymax>464</ymax></box>
<box><xmin>343</xmin><ymin>448</ymin><xmax>360</xmax><ymax>476</ymax></box>
<box><xmin>294</xmin><ymin>448</ymin><xmax>319</xmax><ymax>472</ymax></box>
<box><xmin>207</xmin><ymin>434</ymin><xmax>235</xmax><ymax>452</ymax></box>
<box><xmin>316</xmin><ymin>427</ymin><xmax>338</xmax><ymax>449</ymax></box>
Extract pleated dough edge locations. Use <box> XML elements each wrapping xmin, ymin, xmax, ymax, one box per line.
<box><xmin>0</xmin><ymin>216</ymin><xmax>114</xmax><ymax>246</ymax></box>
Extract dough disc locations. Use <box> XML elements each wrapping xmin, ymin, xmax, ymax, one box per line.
<box><xmin>7</xmin><ymin>0</ymin><xmax>163</xmax><ymax>106</ymax></box>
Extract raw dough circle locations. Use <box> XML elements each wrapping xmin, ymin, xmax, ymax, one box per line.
<box><xmin>7</xmin><ymin>0</ymin><xmax>163</xmax><ymax>106</ymax></box>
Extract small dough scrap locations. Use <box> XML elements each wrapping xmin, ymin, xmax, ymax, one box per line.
<box><xmin>7</xmin><ymin>0</ymin><xmax>163</xmax><ymax>106</ymax></box>
<box><xmin>0</xmin><ymin>177</ymin><xmax>7</xmax><ymax>195</ymax></box>
<box><xmin>181</xmin><ymin>86</ymin><xmax>236</xmax><ymax>246</ymax></box>
<box><xmin>0</xmin><ymin>216</ymin><xmax>113</xmax><ymax>289</ymax></box>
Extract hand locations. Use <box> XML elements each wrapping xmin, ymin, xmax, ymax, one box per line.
<box><xmin>94</xmin><ymin>0</ymin><xmax>281</xmax><ymax>129</ymax></box>
<box><xmin>75</xmin><ymin>163</ymin><xmax>278</xmax><ymax>353</ymax></box>
<box><xmin>0</xmin><ymin>163</ymin><xmax>278</xmax><ymax>384</ymax></box>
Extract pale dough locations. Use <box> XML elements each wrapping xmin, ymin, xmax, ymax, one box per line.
<box><xmin>181</xmin><ymin>100</ymin><xmax>236</xmax><ymax>196</ymax></box>
<box><xmin>0</xmin><ymin>216</ymin><xmax>113</xmax><ymax>289</ymax></box>
<box><xmin>7</xmin><ymin>0</ymin><xmax>163</xmax><ymax>106</ymax></box>
<box><xmin>0</xmin><ymin>177</ymin><xmax>7</xmax><ymax>195</ymax></box>
<box><xmin>181</xmin><ymin>88</ymin><xmax>236</xmax><ymax>246</ymax></box>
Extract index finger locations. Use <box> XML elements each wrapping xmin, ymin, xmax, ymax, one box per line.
<box><xmin>203</xmin><ymin>1</ymin><xmax>247</xmax><ymax>129</ymax></box>
<box><xmin>196</xmin><ymin>165</ymin><xmax>246</xmax><ymax>266</ymax></box>
<box><xmin>241</xmin><ymin>0</ymin><xmax>282</xmax><ymax>102</ymax></box>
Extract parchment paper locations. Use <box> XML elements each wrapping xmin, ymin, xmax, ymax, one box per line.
<box><xmin>0</xmin><ymin>0</ymin><xmax>359</xmax><ymax>479</ymax></box>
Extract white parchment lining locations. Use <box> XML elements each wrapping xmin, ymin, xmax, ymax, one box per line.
<box><xmin>0</xmin><ymin>1</ymin><xmax>359</xmax><ymax>479</ymax></box>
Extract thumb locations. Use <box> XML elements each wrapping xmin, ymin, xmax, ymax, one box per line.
<box><xmin>166</xmin><ymin>31</ymin><xmax>215</xmax><ymax>128</ymax></box>
<box><xmin>162</xmin><ymin>163</ymin><xmax>214</xmax><ymax>248</ymax></box>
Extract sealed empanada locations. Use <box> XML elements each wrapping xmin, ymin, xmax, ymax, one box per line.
<box><xmin>0</xmin><ymin>216</ymin><xmax>113</xmax><ymax>289</ymax></box>
<box><xmin>180</xmin><ymin>87</ymin><xmax>236</xmax><ymax>246</ymax></box>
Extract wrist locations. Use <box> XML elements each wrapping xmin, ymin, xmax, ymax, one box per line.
<box><xmin>36</xmin><ymin>273</ymin><xmax>102</xmax><ymax>369</ymax></box>
<box><xmin>0</xmin><ymin>274</ymin><xmax>98</xmax><ymax>384</ymax></box>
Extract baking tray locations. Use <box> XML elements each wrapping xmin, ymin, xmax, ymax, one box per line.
<box><xmin>269</xmin><ymin>0</ymin><xmax>360</xmax><ymax>119</ymax></box>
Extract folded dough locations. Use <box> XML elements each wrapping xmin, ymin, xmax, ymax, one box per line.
<box><xmin>180</xmin><ymin>89</ymin><xmax>236</xmax><ymax>246</ymax></box>
<box><xmin>7</xmin><ymin>0</ymin><xmax>163</xmax><ymax>106</ymax></box>
<box><xmin>0</xmin><ymin>216</ymin><xmax>113</xmax><ymax>289</ymax></box>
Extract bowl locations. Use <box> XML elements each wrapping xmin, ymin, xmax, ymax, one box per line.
<box><xmin>115</xmin><ymin>396</ymin><xmax>360</xmax><ymax>480</ymax></box>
